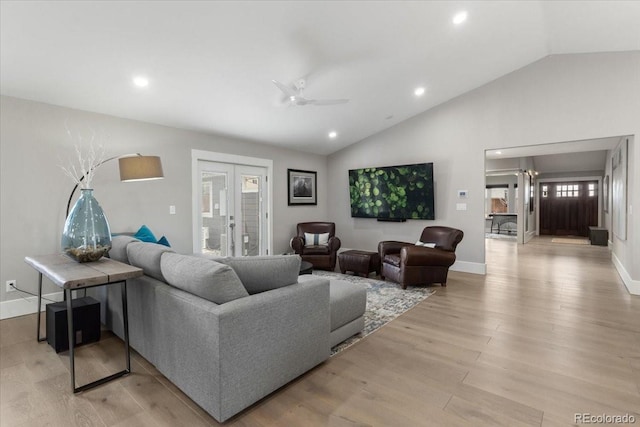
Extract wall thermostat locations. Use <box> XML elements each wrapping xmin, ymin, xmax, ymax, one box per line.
<box><xmin>458</xmin><ymin>190</ymin><xmax>468</xmax><ymax>198</ymax></box>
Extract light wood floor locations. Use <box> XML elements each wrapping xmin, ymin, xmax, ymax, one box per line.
<box><xmin>1</xmin><ymin>237</ymin><xmax>639</xmax><ymax>426</ymax></box>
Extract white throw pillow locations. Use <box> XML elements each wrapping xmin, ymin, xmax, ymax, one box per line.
<box><xmin>415</xmin><ymin>241</ymin><xmax>436</xmax><ymax>248</ymax></box>
<box><xmin>305</xmin><ymin>232</ymin><xmax>330</xmax><ymax>247</ymax></box>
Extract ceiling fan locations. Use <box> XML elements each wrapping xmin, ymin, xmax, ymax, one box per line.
<box><xmin>272</xmin><ymin>79</ymin><xmax>349</xmax><ymax>106</ymax></box>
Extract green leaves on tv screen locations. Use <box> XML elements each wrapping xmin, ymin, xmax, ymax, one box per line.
<box><xmin>349</xmin><ymin>163</ymin><xmax>434</xmax><ymax>220</ymax></box>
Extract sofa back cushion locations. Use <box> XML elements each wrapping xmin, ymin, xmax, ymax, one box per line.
<box><xmin>217</xmin><ymin>255</ymin><xmax>301</xmax><ymax>294</ymax></box>
<box><xmin>160</xmin><ymin>253</ymin><xmax>249</xmax><ymax>304</ymax></box>
<box><xmin>109</xmin><ymin>235</ymin><xmax>140</xmax><ymax>263</ymax></box>
<box><xmin>127</xmin><ymin>241</ymin><xmax>175</xmax><ymax>281</ymax></box>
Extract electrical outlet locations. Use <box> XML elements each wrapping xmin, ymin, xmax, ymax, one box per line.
<box><xmin>6</xmin><ymin>280</ymin><xmax>16</xmax><ymax>293</ymax></box>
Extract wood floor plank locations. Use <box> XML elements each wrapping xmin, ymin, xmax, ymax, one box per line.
<box><xmin>482</xmin><ymin>332</ymin><xmax>639</xmax><ymax>394</ymax></box>
<box><xmin>82</xmin><ymin>381</ymin><xmax>145</xmax><ymax>426</ymax></box>
<box><xmin>1</xmin><ymin>236</ymin><xmax>638</xmax><ymax>426</ymax></box>
<box><xmin>449</xmin><ymin>382</ymin><xmax>543</xmax><ymax>427</ymax></box>
<box><xmin>465</xmin><ymin>354</ymin><xmax>640</xmax><ymax>420</ymax></box>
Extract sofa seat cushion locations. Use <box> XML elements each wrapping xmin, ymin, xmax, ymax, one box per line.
<box><xmin>383</xmin><ymin>254</ymin><xmax>401</xmax><ymax>268</ymax></box>
<box><xmin>329</xmin><ymin>280</ymin><xmax>367</xmax><ymax>331</ymax></box>
<box><xmin>303</xmin><ymin>245</ymin><xmax>330</xmax><ymax>255</ymax></box>
<box><xmin>127</xmin><ymin>242</ymin><xmax>175</xmax><ymax>281</ymax></box>
<box><xmin>297</xmin><ymin>276</ymin><xmax>366</xmax><ymax>333</ymax></box>
<box><xmin>160</xmin><ymin>253</ymin><xmax>249</xmax><ymax>304</ymax></box>
<box><xmin>217</xmin><ymin>255</ymin><xmax>301</xmax><ymax>294</ymax></box>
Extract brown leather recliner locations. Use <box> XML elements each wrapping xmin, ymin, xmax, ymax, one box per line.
<box><xmin>290</xmin><ymin>222</ymin><xmax>342</xmax><ymax>271</ymax></box>
<box><xmin>378</xmin><ymin>226</ymin><xmax>464</xmax><ymax>289</ymax></box>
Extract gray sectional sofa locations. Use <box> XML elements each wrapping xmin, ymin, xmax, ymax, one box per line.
<box><xmin>92</xmin><ymin>236</ymin><xmax>366</xmax><ymax>422</ymax></box>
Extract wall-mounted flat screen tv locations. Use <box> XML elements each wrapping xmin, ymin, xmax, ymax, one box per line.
<box><xmin>349</xmin><ymin>162</ymin><xmax>434</xmax><ymax>220</ymax></box>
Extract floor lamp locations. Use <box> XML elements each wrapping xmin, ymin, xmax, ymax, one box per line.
<box><xmin>65</xmin><ymin>154</ymin><xmax>164</xmax><ymax>217</ymax></box>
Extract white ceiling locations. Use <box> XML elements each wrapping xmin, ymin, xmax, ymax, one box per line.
<box><xmin>2</xmin><ymin>1</ymin><xmax>639</xmax><ymax>155</ymax></box>
<box><xmin>533</xmin><ymin>151</ymin><xmax>608</xmax><ymax>174</ymax></box>
<box><xmin>485</xmin><ymin>136</ymin><xmax>622</xmax><ymax>174</ymax></box>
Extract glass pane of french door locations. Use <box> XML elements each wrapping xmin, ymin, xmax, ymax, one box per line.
<box><xmin>237</xmin><ymin>167</ymin><xmax>264</xmax><ymax>256</ymax></box>
<box><xmin>200</xmin><ymin>163</ymin><xmax>233</xmax><ymax>256</ymax></box>
<box><xmin>198</xmin><ymin>161</ymin><xmax>267</xmax><ymax>257</ymax></box>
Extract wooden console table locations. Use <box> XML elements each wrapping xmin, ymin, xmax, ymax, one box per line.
<box><xmin>24</xmin><ymin>254</ymin><xmax>143</xmax><ymax>393</ymax></box>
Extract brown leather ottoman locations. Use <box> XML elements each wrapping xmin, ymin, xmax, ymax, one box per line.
<box><xmin>339</xmin><ymin>250</ymin><xmax>381</xmax><ymax>277</ymax></box>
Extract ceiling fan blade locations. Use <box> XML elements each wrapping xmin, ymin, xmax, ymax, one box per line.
<box><xmin>272</xmin><ymin>80</ymin><xmax>297</xmax><ymax>97</ymax></box>
<box><xmin>306</xmin><ymin>98</ymin><xmax>350</xmax><ymax>106</ymax></box>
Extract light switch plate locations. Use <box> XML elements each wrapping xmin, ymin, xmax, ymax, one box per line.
<box><xmin>456</xmin><ymin>203</ymin><xmax>467</xmax><ymax>211</ymax></box>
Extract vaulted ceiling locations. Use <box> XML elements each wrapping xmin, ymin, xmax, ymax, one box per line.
<box><xmin>2</xmin><ymin>1</ymin><xmax>639</xmax><ymax>155</ymax></box>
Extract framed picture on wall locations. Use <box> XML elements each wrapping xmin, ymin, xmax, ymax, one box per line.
<box><xmin>603</xmin><ymin>175</ymin><xmax>609</xmax><ymax>213</ymax></box>
<box><xmin>612</xmin><ymin>138</ymin><xmax>628</xmax><ymax>240</ymax></box>
<box><xmin>529</xmin><ymin>174</ymin><xmax>534</xmax><ymax>213</ymax></box>
<box><xmin>288</xmin><ymin>169</ymin><xmax>317</xmax><ymax>205</ymax></box>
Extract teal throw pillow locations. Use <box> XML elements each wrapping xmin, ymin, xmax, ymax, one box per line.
<box><xmin>134</xmin><ymin>225</ymin><xmax>157</xmax><ymax>243</ymax></box>
<box><xmin>157</xmin><ymin>236</ymin><xmax>171</xmax><ymax>247</ymax></box>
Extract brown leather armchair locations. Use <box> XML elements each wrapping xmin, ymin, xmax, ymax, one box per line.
<box><xmin>378</xmin><ymin>226</ymin><xmax>464</xmax><ymax>289</ymax></box>
<box><xmin>290</xmin><ymin>222</ymin><xmax>341</xmax><ymax>271</ymax></box>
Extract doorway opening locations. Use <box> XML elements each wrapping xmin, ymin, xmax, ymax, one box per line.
<box><xmin>485</xmin><ymin>136</ymin><xmax>620</xmax><ymax>241</ymax></box>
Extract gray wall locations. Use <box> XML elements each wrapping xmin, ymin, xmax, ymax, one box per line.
<box><xmin>0</xmin><ymin>96</ymin><xmax>328</xmax><ymax>301</ymax></box>
<box><xmin>327</xmin><ymin>52</ymin><xmax>639</xmax><ymax>279</ymax></box>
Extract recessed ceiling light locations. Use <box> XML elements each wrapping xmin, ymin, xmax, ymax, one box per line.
<box><xmin>414</xmin><ymin>87</ymin><xmax>426</xmax><ymax>97</ymax></box>
<box><xmin>133</xmin><ymin>76</ymin><xmax>149</xmax><ymax>88</ymax></box>
<box><xmin>453</xmin><ymin>11</ymin><xmax>468</xmax><ymax>25</ymax></box>
<box><xmin>328</xmin><ymin>131</ymin><xmax>337</xmax><ymax>139</ymax></box>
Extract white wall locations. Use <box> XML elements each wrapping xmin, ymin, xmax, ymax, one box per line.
<box><xmin>327</xmin><ymin>52</ymin><xmax>640</xmax><ymax>283</ymax></box>
<box><xmin>0</xmin><ymin>96</ymin><xmax>328</xmax><ymax>304</ymax></box>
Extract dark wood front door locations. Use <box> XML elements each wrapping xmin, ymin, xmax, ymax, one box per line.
<box><xmin>539</xmin><ymin>181</ymin><xmax>598</xmax><ymax>236</ymax></box>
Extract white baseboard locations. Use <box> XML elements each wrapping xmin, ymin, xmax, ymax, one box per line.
<box><xmin>612</xmin><ymin>253</ymin><xmax>640</xmax><ymax>296</ymax></box>
<box><xmin>524</xmin><ymin>231</ymin><xmax>536</xmax><ymax>244</ymax></box>
<box><xmin>451</xmin><ymin>260</ymin><xmax>486</xmax><ymax>275</ymax></box>
<box><xmin>0</xmin><ymin>291</ymin><xmax>64</xmax><ymax>320</ymax></box>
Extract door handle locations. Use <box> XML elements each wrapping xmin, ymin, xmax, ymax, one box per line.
<box><xmin>229</xmin><ymin>222</ymin><xmax>235</xmax><ymax>254</ymax></box>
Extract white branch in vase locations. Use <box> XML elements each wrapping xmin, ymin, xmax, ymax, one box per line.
<box><xmin>59</xmin><ymin>138</ymin><xmax>107</xmax><ymax>190</ymax></box>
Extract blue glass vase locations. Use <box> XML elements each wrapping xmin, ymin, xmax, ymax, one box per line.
<box><xmin>61</xmin><ymin>188</ymin><xmax>112</xmax><ymax>262</ymax></box>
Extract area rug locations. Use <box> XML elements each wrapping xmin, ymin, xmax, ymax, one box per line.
<box><xmin>551</xmin><ymin>237</ymin><xmax>590</xmax><ymax>245</ymax></box>
<box><xmin>312</xmin><ymin>270</ymin><xmax>435</xmax><ymax>355</ymax></box>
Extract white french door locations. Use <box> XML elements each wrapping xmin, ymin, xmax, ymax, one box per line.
<box><xmin>194</xmin><ymin>157</ymin><xmax>270</xmax><ymax>257</ymax></box>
